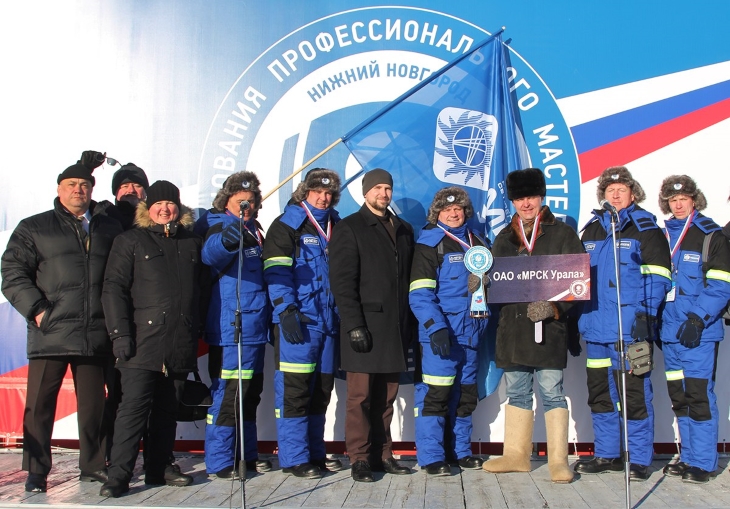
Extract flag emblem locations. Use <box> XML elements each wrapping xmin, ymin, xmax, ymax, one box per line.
<box><xmin>434</xmin><ymin>107</ymin><xmax>498</xmax><ymax>189</ymax></box>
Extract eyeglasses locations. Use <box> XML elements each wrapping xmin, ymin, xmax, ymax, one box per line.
<box><xmin>91</xmin><ymin>152</ymin><xmax>121</xmax><ymax>167</ymax></box>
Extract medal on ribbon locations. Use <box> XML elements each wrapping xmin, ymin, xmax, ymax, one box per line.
<box><xmin>464</xmin><ymin>245</ymin><xmax>493</xmax><ymax>318</ymax></box>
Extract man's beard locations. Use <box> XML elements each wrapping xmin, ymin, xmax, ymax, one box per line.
<box><xmin>366</xmin><ymin>196</ymin><xmax>389</xmax><ymax>212</ymax></box>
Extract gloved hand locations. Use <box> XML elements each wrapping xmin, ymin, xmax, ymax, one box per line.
<box><xmin>349</xmin><ymin>327</ymin><xmax>373</xmax><ymax>353</ymax></box>
<box><xmin>79</xmin><ymin>150</ymin><xmax>106</xmax><ymax>169</ymax></box>
<box><xmin>631</xmin><ymin>312</ymin><xmax>656</xmax><ymax>341</ymax></box>
<box><xmin>527</xmin><ymin>300</ymin><xmax>555</xmax><ymax>322</ymax></box>
<box><xmin>677</xmin><ymin>312</ymin><xmax>704</xmax><ymax>349</ymax></box>
<box><xmin>113</xmin><ymin>336</ymin><xmax>135</xmax><ymax>361</ymax></box>
<box><xmin>430</xmin><ymin>328</ymin><xmax>451</xmax><ymax>357</ymax></box>
<box><xmin>279</xmin><ymin>306</ymin><xmax>304</xmax><ymax>344</ymax></box>
<box><xmin>221</xmin><ymin>223</ymin><xmax>242</xmax><ymax>251</ymax></box>
<box><xmin>467</xmin><ymin>273</ymin><xmax>489</xmax><ymax>293</ymax></box>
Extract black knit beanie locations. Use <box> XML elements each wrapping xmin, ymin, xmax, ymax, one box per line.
<box><xmin>362</xmin><ymin>168</ymin><xmax>393</xmax><ymax>195</ymax></box>
<box><xmin>112</xmin><ymin>163</ymin><xmax>149</xmax><ymax>195</ymax></box>
<box><xmin>146</xmin><ymin>180</ymin><xmax>180</xmax><ymax>208</ymax></box>
<box><xmin>57</xmin><ymin>163</ymin><xmax>95</xmax><ymax>186</ymax></box>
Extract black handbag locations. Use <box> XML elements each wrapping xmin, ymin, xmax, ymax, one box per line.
<box><xmin>178</xmin><ymin>371</ymin><xmax>212</xmax><ymax>422</ymax></box>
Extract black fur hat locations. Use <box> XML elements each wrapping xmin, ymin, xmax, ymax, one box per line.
<box><xmin>658</xmin><ymin>175</ymin><xmax>707</xmax><ymax>214</ymax></box>
<box><xmin>596</xmin><ymin>166</ymin><xmax>645</xmax><ymax>204</ymax></box>
<box><xmin>506</xmin><ymin>168</ymin><xmax>546</xmax><ymax>201</ymax></box>
<box><xmin>212</xmin><ymin>171</ymin><xmax>262</xmax><ymax>213</ymax></box>
<box><xmin>426</xmin><ymin>186</ymin><xmax>473</xmax><ymax>224</ymax></box>
<box><xmin>291</xmin><ymin>168</ymin><xmax>340</xmax><ymax>206</ymax></box>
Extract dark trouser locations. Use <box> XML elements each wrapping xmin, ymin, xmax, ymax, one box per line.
<box><xmin>23</xmin><ymin>356</ymin><xmax>107</xmax><ymax>475</ymax></box>
<box><xmin>345</xmin><ymin>372</ymin><xmax>400</xmax><ymax>464</ymax></box>
<box><xmin>107</xmin><ymin>367</ymin><xmax>185</xmax><ymax>482</ymax></box>
<box><xmin>101</xmin><ymin>359</ymin><xmax>120</xmax><ymax>462</ymax></box>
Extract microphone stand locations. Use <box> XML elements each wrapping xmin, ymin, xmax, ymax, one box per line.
<box><xmin>233</xmin><ymin>206</ymin><xmax>247</xmax><ymax>509</ymax></box>
<box><xmin>608</xmin><ymin>207</ymin><xmax>631</xmax><ymax>509</ymax></box>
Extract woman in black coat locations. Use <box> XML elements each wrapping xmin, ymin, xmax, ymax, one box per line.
<box><xmin>99</xmin><ymin>181</ymin><xmax>205</xmax><ymax>497</ymax></box>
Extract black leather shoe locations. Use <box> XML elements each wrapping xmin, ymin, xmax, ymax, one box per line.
<box><xmin>574</xmin><ymin>457</ymin><xmax>623</xmax><ymax>474</ymax></box>
<box><xmin>457</xmin><ymin>456</ymin><xmax>484</xmax><ymax>470</ymax></box>
<box><xmin>682</xmin><ymin>466</ymin><xmax>715</xmax><ymax>484</ymax></box>
<box><xmin>25</xmin><ymin>473</ymin><xmax>47</xmax><ymax>493</ymax></box>
<box><xmin>381</xmin><ymin>457</ymin><xmax>411</xmax><ymax>475</ymax></box>
<box><xmin>99</xmin><ymin>479</ymin><xmax>129</xmax><ymax>498</ymax></box>
<box><xmin>424</xmin><ymin>461</ymin><xmax>451</xmax><ymax>476</ymax></box>
<box><xmin>312</xmin><ymin>458</ymin><xmax>344</xmax><ymax>472</ymax></box>
<box><xmin>211</xmin><ymin>466</ymin><xmax>239</xmax><ymax>479</ymax></box>
<box><xmin>145</xmin><ymin>464</ymin><xmax>193</xmax><ymax>486</ymax></box>
<box><xmin>629</xmin><ymin>464</ymin><xmax>649</xmax><ymax>481</ymax></box>
<box><xmin>282</xmin><ymin>463</ymin><xmax>322</xmax><ymax>479</ymax></box>
<box><xmin>246</xmin><ymin>459</ymin><xmax>273</xmax><ymax>473</ymax></box>
<box><xmin>663</xmin><ymin>461</ymin><xmax>689</xmax><ymax>477</ymax></box>
<box><xmin>351</xmin><ymin>460</ymin><xmax>374</xmax><ymax>482</ymax></box>
<box><xmin>80</xmin><ymin>468</ymin><xmax>108</xmax><ymax>483</ymax></box>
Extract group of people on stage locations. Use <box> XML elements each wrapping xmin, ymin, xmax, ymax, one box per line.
<box><xmin>2</xmin><ymin>151</ymin><xmax>730</xmax><ymax>497</ymax></box>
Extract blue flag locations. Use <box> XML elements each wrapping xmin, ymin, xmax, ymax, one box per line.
<box><xmin>341</xmin><ymin>31</ymin><xmax>529</xmax><ymax>398</ymax></box>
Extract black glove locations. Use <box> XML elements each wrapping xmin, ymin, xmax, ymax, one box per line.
<box><xmin>221</xmin><ymin>223</ymin><xmax>242</xmax><ymax>251</ymax></box>
<box><xmin>279</xmin><ymin>306</ymin><xmax>304</xmax><ymax>344</ymax></box>
<box><xmin>430</xmin><ymin>328</ymin><xmax>451</xmax><ymax>357</ymax></box>
<box><xmin>527</xmin><ymin>300</ymin><xmax>555</xmax><ymax>322</ymax></box>
<box><xmin>631</xmin><ymin>312</ymin><xmax>656</xmax><ymax>341</ymax></box>
<box><xmin>349</xmin><ymin>327</ymin><xmax>373</xmax><ymax>353</ymax></box>
<box><xmin>113</xmin><ymin>336</ymin><xmax>134</xmax><ymax>361</ymax></box>
<box><xmin>79</xmin><ymin>150</ymin><xmax>106</xmax><ymax>169</ymax></box>
<box><xmin>677</xmin><ymin>312</ymin><xmax>704</xmax><ymax>349</ymax></box>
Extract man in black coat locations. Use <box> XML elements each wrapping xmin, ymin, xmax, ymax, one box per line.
<box><xmin>99</xmin><ymin>181</ymin><xmax>205</xmax><ymax>497</ymax></box>
<box><xmin>329</xmin><ymin>169</ymin><xmax>416</xmax><ymax>482</ymax></box>
<box><xmin>1</xmin><ymin>159</ymin><xmax>123</xmax><ymax>493</ymax></box>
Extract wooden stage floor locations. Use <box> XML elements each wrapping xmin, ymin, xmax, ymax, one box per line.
<box><xmin>1</xmin><ymin>449</ymin><xmax>730</xmax><ymax>508</ymax></box>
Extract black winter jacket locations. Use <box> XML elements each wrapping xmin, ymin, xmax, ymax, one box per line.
<box><xmin>491</xmin><ymin>207</ymin><xmax>585</xmax><ymax>369</ymax></box>
<box><xmin>101</xmin><ymin>204</ymin><xmax>205</xmax><ymax>373</ymax></box>
<box><xmin>1</xmin><ymin>198</ymin><xmax>123</xmax><ymax>358</ymax></box>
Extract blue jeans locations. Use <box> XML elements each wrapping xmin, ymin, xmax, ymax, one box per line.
<box><xmin>504</xmin><ymin>367</ymin><xmax>567</xmax><ymax>413</ymax></box>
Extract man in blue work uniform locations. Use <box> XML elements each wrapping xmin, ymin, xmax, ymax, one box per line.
<box><xmin>262</xmin><ymin>168</ymin><xmax>342</xmax><ymax>479</ymax></box>
<box><xmin>575</xmin><ymin>166</ymin><xmax>672</xmax><ymax>481</ymax></box>
<box><xmin>197</xmin><ymin>171</ymin><xmax>272</xmax><ymax>479</ymax></box>
<box><xmin>657</xmin><ymin>175</ymin><xmax>730</xmax><ymax>484</ymax></box>
<box><xmin>409</xmin><ymin>187</ymin><xmax>488</xmax><ymax>476</ymax></box>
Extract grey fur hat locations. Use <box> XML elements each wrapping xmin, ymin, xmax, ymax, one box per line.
<box><xmin>596</xmin><ymin>166</ymin><xmax>645</xmax><ymax>204</ymax></box>
<box><xmin>506</xmin><ymin>168</ymin><xmax>546</xmax><ymax>201</ymax></box>
<box><xmin>427</xmin><ymin>186</ymin><xmax>473</xmax><ymax>224</ymax></box>
<box><xmin>212</xmin><ymin>171</ymin><xmax>262</xmax><ymax>214</ymax></box>
<box><xmin>658</xmin><ymin>175</ymin><xmax>707</xmax><ymax>214</ymax></box>
<box><xmin>291</xmin><ymin>168</ymin><xmax>340</xmax><ymax>206</ymax></box>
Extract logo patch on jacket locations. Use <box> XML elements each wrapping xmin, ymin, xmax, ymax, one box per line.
<box><xmin>448</xmin><ymin>254</ymin><xmax>464</xmax><ymax>263</ymax></box>
<box><xmin>244</xmin><ymin>247</ymin><xmax>259</xmax><ymax>258</ymax></box>
<box><xmin>303</xmin><ymin>236</ymin><xmax>319</xmax><ymax>245</ymax></box>
<box><xmin>584</xmin><ymin>242</ymin><xmax>596</xmax><ymax>251</ymax></box>
<box><xmin>682</xmin><ymin>253</ymin><xmax>700</xmax><ymax>263</ymax></box>
<box><xmin>618</xmin><ymin>240</ymin><xmax>632</xmax><ymax>249</ymax></box>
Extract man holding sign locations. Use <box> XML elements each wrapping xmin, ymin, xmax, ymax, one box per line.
<box><xmin>482</xmin><ymin>168</ymin><xmax>584</xmax><ymax>484</ymax></box>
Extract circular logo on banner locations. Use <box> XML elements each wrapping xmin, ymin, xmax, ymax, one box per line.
<box><xmin>570</xmin><ymin>279</ymin><xmax>588</xmax><ymax>298</ymax></box>
<box><xmin>464</xmin><ymin>245</ymin><xmax>494</xmax><ymax>274</ymax></box>
<box><xmin>198</xmin><ymin>7</ymin><xmax>580</xmax><ymax>230</ymax></box>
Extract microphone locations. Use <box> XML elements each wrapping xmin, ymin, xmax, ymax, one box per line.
<box><xmin>240</xmin><ymin>200</ymin><xmax>250</xmax><ymax>211</ymax></box>
<box><xmin>599</xmin><ymin>200</ymin><xmax>617</xmax><ymax>213</ymax></box>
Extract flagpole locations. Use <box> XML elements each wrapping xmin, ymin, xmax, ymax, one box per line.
<box><xmin>261</xmin><ymin>137</ymin><xmax>343</xmax><ymax>201</ymax></box>
<box><xmin>342</xmin><ymin>27</ymin><xmax>506</xmax><ymax>143</ymax></box>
